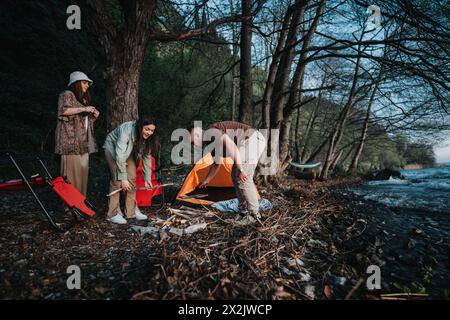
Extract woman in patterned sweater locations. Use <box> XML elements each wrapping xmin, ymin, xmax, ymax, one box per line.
<box><xmin>55</xmin><ymin>71</ymin><xmax>100</xmax><ymax>196</ymax></box>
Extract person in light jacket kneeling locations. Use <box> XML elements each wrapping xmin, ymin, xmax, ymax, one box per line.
<box><xmin>103</xmin><ymin>116</ymin><xmax>159</xmax><ymax>224</ymax></box>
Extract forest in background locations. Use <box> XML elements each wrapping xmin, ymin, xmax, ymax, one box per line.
<box><xmin>0</xmin><ymin>0</ymin><xmax>448</xmax><ymax>179</ymax></box>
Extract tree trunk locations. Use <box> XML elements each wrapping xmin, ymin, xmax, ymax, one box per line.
<box><xmin>105</xmin><ymin>51</ymin><xmax>145</xmax><ymax>131</ymax></box>
<box><xmin>261</xmin><ymin>5</ymin><xmax>293</xmax><ymax>129</ymax></box>
<box><xmin>276</xmin><ymin>0</ymin><xmax>326</xmax><ymax>172</ymax></box>
<box><xmin>256</xmin><ymin>5</ymin><xmax>294</xmax><ymax>183</ymax></box>
<box><xmin>300</xmin><ymin>96</ymin><xmax>320</xmax><ymax>161</ymax></box>
<box><xmin>229</xmin><ymin>0</ymin><xmax>238</xmax><ymax>121</ymax></box>
<box><xmin>238</xmin><ymin>0</ymin><xmax>253</xmax><ymax>125</ymax></box>
<box><xmin>329</xmin><ymin>150</ymin><xmax>343</xmax><ymax>172</ymax></box>
<box><xmin>321</xmin><ymin>41</ymin><xmax>363</xmax><ymax>179</ymax></box>
<box><xmin>76</xmin><ymin>0</ymin><xmax>156</xmax><ymax>131</ymax></box>
<box><xmin>340</xmin><ymin>142</ymin><xmax>357</xmax><ymax>166</ymax></box>
<box><xmin>269</xmin><ymin>0</ymin><xmax>306</xmax><ymax>133</ymax></box>
<box><xmin>259</xmin><ymin>0</ymin><xmax>306</xmax><ymax>180</ymax></box>
<box><xmin>348</xmin><ymin>69</ymin><xmax>383</xmax><ymax>175</ymax></box>
<box><xmin>306</xmin><ymin>134</ymin><xmax>330</xmax><ymax>163</ymax></box>
<box><xmin>230</xmin><ymin>72</ymin><xmax>237</xmax><ymax>121</ymax></box>
<box><xmin>278</xmin><ymin>112</ymin><xmax>294</xmax><ymax>168</ymax></box>
<box><xmin>294</xmin><ymin>109</ymin><xmax>302</xmax><ymax>161</ymax></box>
<box><xmin>298</xmin><ymin>72</ymin><xmax>326</xmax><ymax>161</ymax></box>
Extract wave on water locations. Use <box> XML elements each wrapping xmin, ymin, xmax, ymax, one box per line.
<box><xmin>368</xmin><ymin>177</ymin><xmax>409</xmax><ymax>186</ymax></box>
<box><xmin>418</xmin><ymin>181</ymin><xmax>450</xmax><ymax>191</ymax></box>
<box><xmin>352</xmin><ymin>166</ymin><xmax>450</xmax><ymax>214</ymax></box>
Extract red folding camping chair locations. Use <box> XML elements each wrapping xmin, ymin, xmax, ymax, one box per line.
<box><xmin>0</xmin><ymin>153</ymin><xmax>95</xmax><ymax>231</ymax></box>
<box><xmin>135</xmin><ymin>155</ymin><xmax>165</xmax><ymax>210</ymax></box>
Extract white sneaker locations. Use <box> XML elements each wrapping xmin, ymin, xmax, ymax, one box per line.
<box><xmin>130</xmin><ymin>206</ymin><xmax>148</xmax><ymax>221</ymax></box>
<box><xmin>108</xmin><ymin>213</ymin><xmax>127</xmax><ymax>224</ymax></box>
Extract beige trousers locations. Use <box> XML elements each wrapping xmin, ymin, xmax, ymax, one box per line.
<box><xmin>231</xmin><ymin>131</ymin><xmax>267</xmax><ymax>216</ymax></box>
<box><xmin>105</xmin><ymin>150</ymin><xmax>137</xmax><ymax>218</ymax></box>
<box><xmin>60</xmin><ymin>153</ymin><xmax>89</xmax><ymax>196</ymax></box>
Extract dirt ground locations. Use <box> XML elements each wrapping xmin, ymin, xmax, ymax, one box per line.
<box><xmin>0</xmin><ymin>176</ymin><xmax>447</xmax><ymax>300</ymax></box>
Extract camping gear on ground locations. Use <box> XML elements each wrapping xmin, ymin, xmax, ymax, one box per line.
<box><xmin>0</xmin><ymin>175</ymin><xmax>46</xmax><ymax>191</ymax></box>
<box><xmin>0</xmin><ymin>153</ymin><xmax>95</xmax><ymax>231</ymax></box>
<box><xmin>289</xmin><ymin>161</ymin><xmax>321</xmax><ymax>181</ymax></box>
<box><xmin>176</xmin><ymin>153</ymin><xmax>261</xmax><ymax>205</ymax></box>
<box><xmin>289</xmin><ymin>161</ymin><xmax>321</xmax><ymax>169</ymax></box>
<box><xmin>135</xmin><ymin>156</ymin><xmax>165</xmax><ymax>209</ymax></box>
<box><xmin>50</xmin><ymin>176</ymin><xmax>95</xmax><ymax>219</ymax></box>
<box><xmin>211</xmin><ymin>198</ymin><xmax>273</xmax><ymax>213</ymax></box>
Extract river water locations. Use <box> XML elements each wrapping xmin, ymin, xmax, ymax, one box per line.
<box><xmin>352</xmin><ymin>165</ymin><xmax>450</xmax><ymax>214</ymax></box>
<box><xmin>348</xmin><ymin>165</ymin><xmax>450</xmax><ymax>295</ymax></box>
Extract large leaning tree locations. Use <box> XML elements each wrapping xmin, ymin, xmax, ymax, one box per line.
<box><xmin>75</xmin><ymin>0</ymin><xmax>264</xmax><ymax>131</ymax></box>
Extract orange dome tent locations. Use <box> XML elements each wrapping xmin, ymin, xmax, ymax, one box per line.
<box><xmin>176</xmin><ymin>153</ymin><xmax>260</xmax><ymax>205</ymax></box>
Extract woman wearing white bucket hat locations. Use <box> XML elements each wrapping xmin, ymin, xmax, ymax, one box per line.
<box><xmin>55</xmin><ymin>71</ymin><xmax>100</xmax><ymax>197</ymax></box>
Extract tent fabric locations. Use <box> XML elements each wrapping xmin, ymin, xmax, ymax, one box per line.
<box><xmin>176</xmin><ymin>153</ymin><xmax>260</xmax><ymax>205</ymax></box>
<box><xmin>136</xmin><ymin>156</ymin><xmax>162</xmax><ymax>207</ymax></box>
<box><xmin>176</xmin><ymin>153</ymin><xmax>233</xmax><ymax>205</ymax></box>
<box><xmin>181</xmin><ymin>186</ymin><xmax>237</xmax><ymax>204</ymax></box>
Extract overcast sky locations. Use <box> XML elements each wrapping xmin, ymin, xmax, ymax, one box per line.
<box><xmin>434</xmin><ymin>136</ymin><xmax>450</xmax><ymax>163</ymax></box>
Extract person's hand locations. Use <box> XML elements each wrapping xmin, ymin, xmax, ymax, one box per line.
<box><xmin>121</xmin><ymin>180</ymin><xmax>132</xmax><ymax>191</ymax></box>
<box><xmin>92</xmin><ymin>108</ymin><xmax>100</xmax><ymax>118</ymax></box>
<box><xmin>84</xmin><ymin>106</ymin><xmax>96</xmax><ymax>113</ymax></box>
<box><xmin>238</xmin><ymin>169</ymin><xmax>248</xmax><ymax>184</ymax></box>
<box><xmin>145</xmin><ymin>181</ymin><xmax>153</xmax><ymax>189</ymax></box>
<box><xmin>198</xmin><ymin>178</ymin><xmax>210</xmax><ymax>189</ymax></box>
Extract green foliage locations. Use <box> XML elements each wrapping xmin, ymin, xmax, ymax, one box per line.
<box><xmin>0</xmin><ymin>0</ymin><xmax>105</xmax><ymax>156</ymax></box>
<box><xmin>393</xmin><ymin>281</ymin><xmax>427</xmax><ymax>294</ymax></box>
<box><xmin>0</xmin><ymin>0</ymin><xmax>236</xmax><ymax>170</ymax></box>
<box><xmin>0</xmin><ymin>0</ymin><xmax>439</xmax><ymax>178</ymax></box>
<box><xmin>291</xmin><ymin>95</ymin><xmax>438</xmax><ymax>175</ymax></box>
<box><xmin>403</xmin><ymin>142</ymin><xmax>436</xmax><ymax>166</ymax></box>
<box><xmin>139</xmin><ymin>40</ymin><xmax>235</xmax><ymax>166</ymax></box>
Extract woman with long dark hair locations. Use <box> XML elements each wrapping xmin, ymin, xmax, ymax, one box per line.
<box><xmin>55</xmin><ymin>71</ymin><xmax>100</xmax><ymax>196</ymax></box>
<box><xmin>103</xmin><ymin>115</ymin><xmax>159</xmax><ymax>224</ymax></box>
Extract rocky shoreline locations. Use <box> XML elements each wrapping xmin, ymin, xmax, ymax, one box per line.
<box><xmin>333</xmin><ymin>187</ymin><xmax>450</xmax><ymax>299</ymax></box>
<box><xmin>403</xmin><ymin>163</ymin><xmax>449</xmax><ymax>170</ymax></box>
